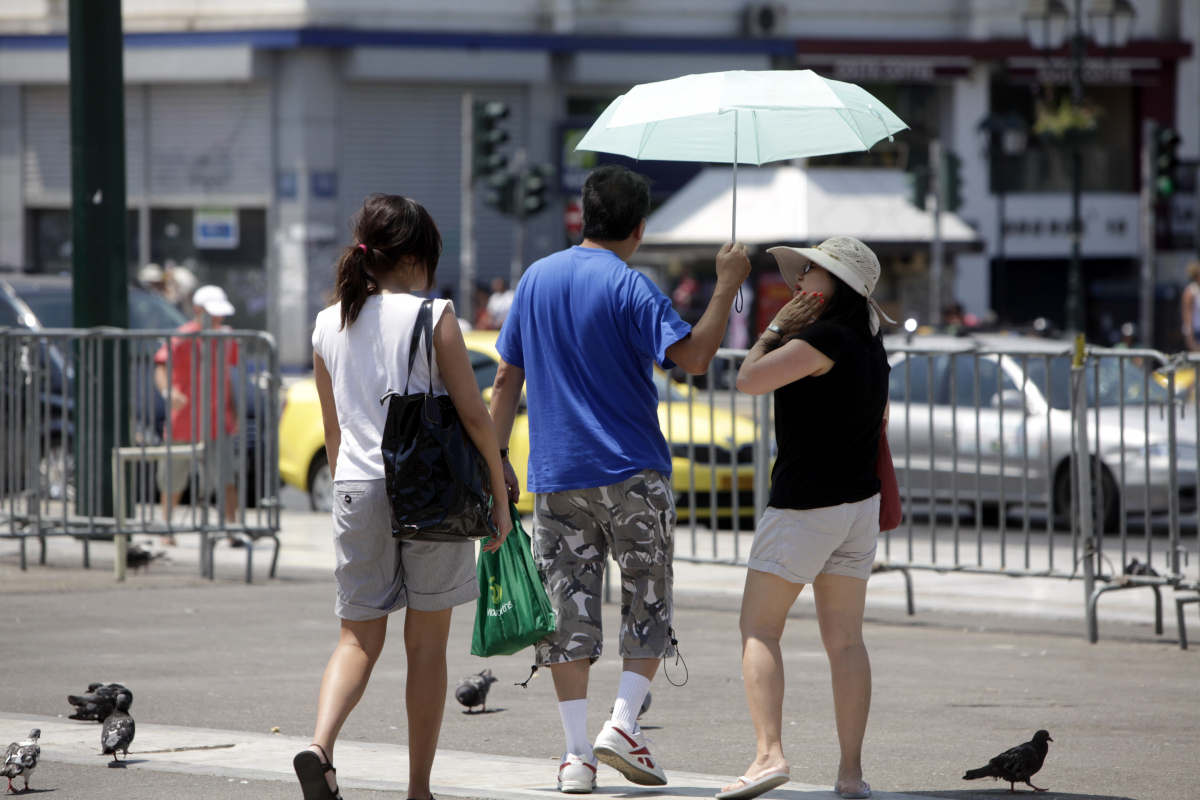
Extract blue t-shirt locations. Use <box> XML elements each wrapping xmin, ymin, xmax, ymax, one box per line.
<box><xmin>496</xmin><ymin>246</ymin><xmax>692</xmax><ymax>493</ymax></box>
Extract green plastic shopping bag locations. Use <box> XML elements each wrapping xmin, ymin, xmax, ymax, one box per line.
<box><xmin>470</xmin><ymin>505</ymin><xmax>557</xmax><ymax>657</ymax></box>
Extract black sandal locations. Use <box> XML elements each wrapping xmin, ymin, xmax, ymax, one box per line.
<box><xmin>294</xmin><ymin>744</ymin><xmax>343</xmax><ymax>800</ymax></box>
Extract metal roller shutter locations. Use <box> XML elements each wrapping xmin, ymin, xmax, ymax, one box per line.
<box><xmin>147</xmin><ymin>83</ymin><xmax>271</xmax><ymax>199</ymax></box>
<box><xmin>22</xmin><ymin>84</ymin><xmax>265</xmax><ymax>204</ymax></box>
<box><xmin>340</xmin><ymin>83</ymin><xmax>527</xmax><ymax>292</ymax></box>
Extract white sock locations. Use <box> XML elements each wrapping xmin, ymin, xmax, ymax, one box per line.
<box><xmin>558</xmin><ymin>699</ymin><xmax>592</xmax><ymax>759</ymax></box>
<box><xmin>611</xmin><ymin>671</ymin><xmax>652</xmax><ymax>734</ymax></box>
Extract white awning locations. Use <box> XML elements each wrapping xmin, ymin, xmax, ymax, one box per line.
<box><xmin>643</xmin><ymin>165</ymin><xmax>980</xmax><ymax>247</ymax></box>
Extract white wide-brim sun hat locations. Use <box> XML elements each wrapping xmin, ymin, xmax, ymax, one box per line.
<box><xmin>192</xmin><ymin>284</ymin><xmax>236</xmax><ymax>318</ymax></box>
<box><xmin>768</xmin><ymin>236</ymin><xmax>895</xmax><ymax>335</ymax></box>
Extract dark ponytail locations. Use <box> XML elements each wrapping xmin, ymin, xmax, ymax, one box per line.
<box><xmin>333</xmin><ymin>193</ymin><xmax>442</xmax><ymax>330</ymax></box>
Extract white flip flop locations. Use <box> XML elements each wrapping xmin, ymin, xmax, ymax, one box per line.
<box><xmin>834</xmin><ymin>780</ymin><xmax>871</xmax><ymax>799</ymax></box>
<box><xmin>715</xmin><ymin>770</ymin><xmax>790</xmax><ymax>800</ymax></box>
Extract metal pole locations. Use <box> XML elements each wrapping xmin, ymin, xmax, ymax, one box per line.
<box><xmin>1066</xmin><ymin>0</ymin><xmax>1086</xmax><ymax>334</ymax></box>
<box><xmin>1139</xmin><ymin>119</ymin><xmax>1157</xmax><ymax>347</ymax></box>
<box><xmin>1073</xmin><ymin>335</ymin><xmax>1097</xmax><ymax>641</ymax></box>
<box><xmin>929</xmin><ymin>138</ymin><xmax>943</xmax><ymax>327</ymax></box>
<box><xmin>460</xmin><ymin>92</ymin><xmax>476</xmax><ymax>323</ymax></box>
<box><xmin>69</xmin><ymin>0</ymin><xmax>129</xmax><ymax>517</ymax></box>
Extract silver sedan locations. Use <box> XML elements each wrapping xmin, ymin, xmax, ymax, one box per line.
<box><xmin>885</xmin><ymin>335</ymin><xmax>1197</xmax><ymax>530</ymax></box>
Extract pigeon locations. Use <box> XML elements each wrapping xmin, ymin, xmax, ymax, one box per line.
<box><xmin>127</xmin><ymin>544</ymin><xmax>167</xmax><ymax>572</ymax></box>
<box><xmin>455</xmin><ymin>669</ymin><xmax>498</xmax><ymax>713</ymax></box>
<box><xmin>1</xmin><ymin>728</ymin><xmax>40</xmax><ymax>794</ymax></box>
<box><xmin>611</xmin><ymin>691</ymin><xmax>652</xmax><ymax>719</ymax></box>
<box><xmin>963</xmin><ymin>729</ymin><xmax>1053</xmax><ymax>793</ymax></box>
<box><xmin>68</xmin><ymin>682</ymin><xmax>133</xmax><ymax>722</ymax></box>
<box><xmin>100</xmin><ymin>692</ymin><xmax>135</xmax><ymax>764</ymax></box>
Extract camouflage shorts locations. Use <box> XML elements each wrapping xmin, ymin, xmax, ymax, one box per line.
<box><xmin>531</xmin><ymin>469</ymin><xmax>676</xmax><ymax>667</ymax></box>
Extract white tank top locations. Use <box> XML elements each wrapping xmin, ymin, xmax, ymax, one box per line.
<box><xmin>311</xmin><ymin>294</ymin><xmax>451</xmax><ymax>482</ymax></box>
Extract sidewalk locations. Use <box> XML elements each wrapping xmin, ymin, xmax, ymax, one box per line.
<box><xmin>0</xmin><ymin>713</ymin><xmax>935</xmax><ymax>800</ymax></box>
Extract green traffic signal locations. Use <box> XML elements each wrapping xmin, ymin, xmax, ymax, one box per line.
<box><xmin>1154</xmin><ymin>126</ymin><xmax>1180</xmax><ymax>200</ymax></box>
<box><xmin>940</xmin><ymin>150</ymin><xmax>962</xmax><ymax>213</ymax></box>
<box><xmin>906</xmin><ymin>165</ymin><xmax>929</xmax><ymax>210</ymax></box>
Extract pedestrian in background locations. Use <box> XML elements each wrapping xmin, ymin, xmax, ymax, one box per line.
<box><xmin>1181</xmin><ymin>260</ymin><xmax>1200</xmax><ymax>352</ymax></box>
<box><xmin>153</xmin><ymin>285</ymin><xmax>241</xmax><ymax>535</ymax></box>
<box><xmin>294</xmin><ymin>194</ymin><xmax>512</xmax><ymax>800</ymax></box>
<box><xmin>486</xmin><ymin>277</ymin><xmax>515</xmax><ymax>328</ymax></box>
<box><xmin>728</xmin><ymin>237</ymin><xmax>890</xmax><ymax>800</ymax></box>
<box><xmin>488</xmin><ymin>164</ymin><xmax>751</xmax><ymax>793</ymax></box>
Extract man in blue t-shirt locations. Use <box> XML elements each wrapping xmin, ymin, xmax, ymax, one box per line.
<box><xmin>490</xmin><ymin>165</ymin><xmax>751</xmax><ymax>792</ymax></box>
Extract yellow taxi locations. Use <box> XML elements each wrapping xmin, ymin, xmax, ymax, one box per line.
<box><xmin>279</xmin><ymin>330</ymin><xmax>761</xmax><ymax>520</ymax></box>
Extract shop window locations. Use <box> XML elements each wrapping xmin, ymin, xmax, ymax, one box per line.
<box><xmin>27</xmin><ymin>209</ymin><xmax>139</xmax><ymax>274</ymax></box>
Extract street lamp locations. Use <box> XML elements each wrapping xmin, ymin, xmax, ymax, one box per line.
<box><xmin>1022</xmin><ymin>0</ymin><xmax>1137</xmax><ymax>335</ymax></box>
<box><xmin>1087</xmin><ymin>0</ymin><xmax>1137</xmax><ymax>50</ymax></box>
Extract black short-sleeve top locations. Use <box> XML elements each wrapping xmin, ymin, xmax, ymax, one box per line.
<box><xmin>769</xmin><ymin>320</ymin><xmax>890</xmax><ymax>511</ymax></box>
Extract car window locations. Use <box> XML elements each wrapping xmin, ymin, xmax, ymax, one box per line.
<box><xmin>0</xmin><ymin>293</ymin><xmax>25</xmax><ymax>328</ymax></box>
<box><xmin>17</xmin><ymin>291</ymin><xmax>72</xmax><ymax>328</ymax></box>
<box><xmin>1024</xmin><ymin>355</ymin><xmax>1168</xmax><ymax>409</ymax></box>
<box><xmin>469</xmin><ymin>350</ymin><xmax>498</xmax><ymax>394</ymax></box>
<box><xmin>950</xmin><ymin>356</ymin><xmax>1019</xmax><ymax>408</ymax></box>
<box><xmin>889</xmin><ymin>354</ymin><xmax>949</xmax><ymax>404</ymax></box>
<box><xmin>128</xmin><ymin>288</ymin><xmax>187</xmax><ymax>330</ymax></box>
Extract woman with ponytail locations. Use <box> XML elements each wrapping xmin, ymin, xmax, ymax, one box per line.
<box><xmin>295</xmin><ymin>194</ymin><xmax>512</xmax><ymax>800</ymax></box>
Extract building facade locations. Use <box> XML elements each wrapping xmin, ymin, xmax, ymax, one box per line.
<box><xmin>0</xmin><ymin>0</ymin><xmax>1196</xmax><ymax>365</ymax></box>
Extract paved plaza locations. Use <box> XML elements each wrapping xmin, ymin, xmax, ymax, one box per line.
<box><xmin>1</xmin><ymin>498</ymin><xmax>1196</xmax><ymax>800</ymax></box>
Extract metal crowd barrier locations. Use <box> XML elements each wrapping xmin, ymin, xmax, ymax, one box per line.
<box><xmin>0</xmin><ymin>326</ymin><xmax>281</xmax><ymax>583</ymax></box>
<box><xmin>661</xmin><ymin>339</ymin><xmax>1199</xmax><ymax>646</ymax></box>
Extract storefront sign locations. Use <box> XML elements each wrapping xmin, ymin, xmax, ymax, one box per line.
<box><xmin>194</xmin><ymin>207</ymin><xmax>239</xmax><ymax>250</ymax></box>
<box><xmin>797</xmin><ymin>54</ymin><xmax>971</xmax><ymax>83</ymax></box>
<box><xmin>1006</xmin><ymin>56</ymin><xmax>1161</xmax><ymax>85</ymax></box>
<box><xmin>999</xmin><ymin>194</ymin><xmax>1139</xmax><ymax>258</ymax></box>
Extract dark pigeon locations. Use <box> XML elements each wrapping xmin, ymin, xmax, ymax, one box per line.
<box><xmin>963</xmin><ymin>729</ymin><xmax>1053</xmax><ymax>793</ymax></box>
<box><xmin>100</xmin><ymin>692</ymin><xmax>135</xmax><ymax>764</ymax></box>
<box><xmin>610</xmin><ymin>691</ymin><xmax>652</xmax><ymax>719</ymax></box>
<box><xmin>126</xmin><ymin>544</ymin><xmax>166</xmax><ymax>572</ymax></box>
<box><xmin>68</xmin><ymin>682</ymin><xmax>133</xmax><ymax>722</ymax></box>
<box><xmin>455</xmin><ymin>669</ymin><xmax>498</xmax><ymax>713</ymax></box>
<box><xmin>2</xmin><ymin>728</ymin><xmax>41</xmax><ymax>794</ymax></box>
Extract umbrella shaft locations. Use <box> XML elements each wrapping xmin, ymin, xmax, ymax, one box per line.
<box><xmin>732</xmin><ymin>111</ymin><xmax>737</xmax><ymax>243</ymax></box>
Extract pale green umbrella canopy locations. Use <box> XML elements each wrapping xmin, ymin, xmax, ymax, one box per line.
<box><xmin>576</xmin><ymin>70</ymin><xmax>909</xmax><ymax>166</ymax></box>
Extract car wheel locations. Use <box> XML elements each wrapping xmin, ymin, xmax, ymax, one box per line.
<box><xmin>308</xmin><ymin>450</ymin><xmax>334</xmax><ymax>513</ymax></box>
<box><xmin>1053</xmin><ymin>460</ymin><xmax>1119</xmax><ymax>533</ymax></box>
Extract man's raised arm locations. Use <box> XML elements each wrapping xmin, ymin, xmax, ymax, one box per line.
<box><xmin>665</xmin><ymin>242</ymin><xmax>752</xmax><ymax>375</ymax></box>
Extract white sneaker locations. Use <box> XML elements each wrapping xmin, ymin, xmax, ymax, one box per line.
<box><xmin>558</xmin><ymin>752</ymin><xmax>598</xmax><ymax>794</ymax></box>
<box><xmin>592</xmin><ymin>721</ymin><xmax>667</xmax><ymax>786</ymax></box>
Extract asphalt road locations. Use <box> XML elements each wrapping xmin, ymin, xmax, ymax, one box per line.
<box><xmin>0</xmin><ymin>566</ymin><xmax>1195</xmax><ymax>800</ymax></box>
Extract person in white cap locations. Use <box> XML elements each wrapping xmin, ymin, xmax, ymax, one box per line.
<box><xmin>718</xmin><ymin>237</ymin><xmax>892</xmax><ymax>800</ymax></box>
<box><xmin>152</xmin><ymin>285</ymin><xmax>241</xmax><ymax>531</ymax></box>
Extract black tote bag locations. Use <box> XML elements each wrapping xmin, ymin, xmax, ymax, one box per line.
<box><xmin>379</xmin><ymin>298</ymin><xmax>497</xmax><ymax>542</ymax></box>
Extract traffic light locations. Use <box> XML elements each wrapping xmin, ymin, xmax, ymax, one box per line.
<box><xmin>482</xmin><ymin>172</ymin><xmax>516</xmax><ymax>214</ymax></box>
<box><xmin>472</xmin><ymin>100</ymin><xmax>510</xmax><ymax>180</ymax></box>
<box><xmin>520</xmin><ymin>165</ymin><xmax>553</xmax><ymax>216</ymax></box>
<box><xmin>940</xmin><ymin>149</ymin><xmax>962</xmax><ymax>212</ymax></box>
<box><xmin>906</xmin><ymin>164</ymin><xmax>930</xmax><ymax>210</ymax></box>
<box><xmin>1154</xmin><ymin>126</ymin><xmax>1180</xmax><ymax>200</ymax></box>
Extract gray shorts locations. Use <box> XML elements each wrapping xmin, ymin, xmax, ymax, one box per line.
<box><xmin>332</xmin><ymin>479</ymin><xmax>479</xmax><ymax>621</ymax></box>
<box><xmin>155</xmin><ymin>438</ymin><xmax>235</xmax><ymax>497</ymax></box>
<box><xmin>531</xmin><ymin>469</ymin><xmax>675</xmax><ymax>666</ymax></box>
<box><xmin>747</xmin><ymin>495</ymin><xmax>880</xmax><ymax>584</ymax></box>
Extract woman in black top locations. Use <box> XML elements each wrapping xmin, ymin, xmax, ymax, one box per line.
<box><xmin>718</xmin><ymin>237</ymin><xmax>890</xmax><ymax>800</ymax></box>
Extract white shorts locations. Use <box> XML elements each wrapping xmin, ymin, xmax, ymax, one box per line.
<box><xmin>747</xmin><ymin>495</ymin><xmax>880</xmax><ymax>584</ymax></box>
<box><xmin>332</xmin><ymin>479</ymin><xmax>479</xmax><ymax>621</ymax></box>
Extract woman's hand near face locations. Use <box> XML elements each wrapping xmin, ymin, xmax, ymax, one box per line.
<box><xmin>772</xmin><ymin>290</ymin><xmax>823</xmax><ymax>336</ymax></box>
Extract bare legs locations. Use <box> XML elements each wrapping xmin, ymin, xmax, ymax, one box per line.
<box><xmin>724</xmin><ymin>570</ymin><xmax>870</xmax><ymax>795</ymax></box>
<box><xmin>309</xmin><ymin>608</ymin><xmax>453</xmax><ymax>799</ymax></box>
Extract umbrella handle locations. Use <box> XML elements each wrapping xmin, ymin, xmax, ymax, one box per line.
<box><xmin>732</xmin><ymin>112</ymin><xmax>742</xmax><ymax>315</ymax></box>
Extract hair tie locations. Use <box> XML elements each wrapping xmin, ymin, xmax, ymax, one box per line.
<box><xmin>358</xmin><ymin>244</ymin><xmax>368</xmax><ymax>253</ymax></box>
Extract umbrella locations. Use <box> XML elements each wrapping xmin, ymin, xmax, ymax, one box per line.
<box><xmin>575</xmin><ymin>70</ymin><xmax>909</xmax><ymax>244</ymax></box>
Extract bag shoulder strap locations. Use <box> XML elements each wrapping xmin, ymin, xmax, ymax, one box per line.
<box><xmin>422</xmin><ymin>298</ymin><xmax>435</xmax><ymax>395</ymax></box>
<box><xmin>401</xmin><ymin>298</ymin><xmax>433</xmax><ymax>396</ymax></box>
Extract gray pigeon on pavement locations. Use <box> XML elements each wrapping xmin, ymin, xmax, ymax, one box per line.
<box><xmin>100</xmin><ymin>692</ymin><xmax>135</xmax><ymax>764</ymax></box>
<box><xmin>963</xmin><ymin>729</ymin><xmax>1053</xmax><ymax>793</ymax></box>
<box><xmin>69</xmin><ymin>682</ymin><xmax>133</xmax><ymax>722</ymax></box>
<box><xmin>455</xmin><ymin>669</ymin><xmax>498</xmax><ymax>713</ymax></box>
<box><xmin>2</xmin><ymin>728</ymin><xmax>41</xmax><ymax>794</ymax></box>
